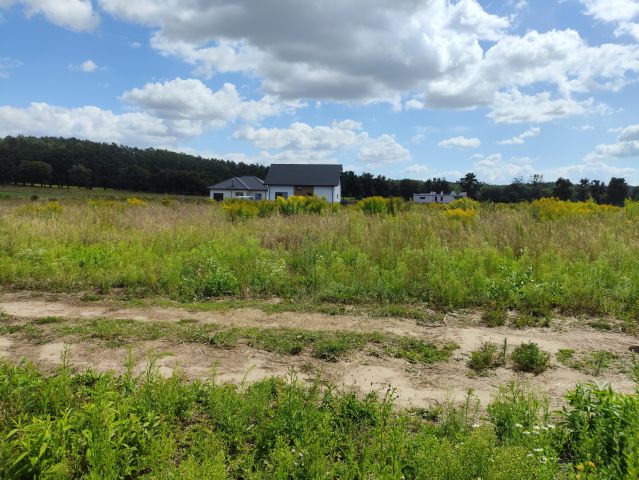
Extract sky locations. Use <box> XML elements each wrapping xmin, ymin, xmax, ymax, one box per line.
<box><xmin>1</xmin><ymin>0</ymin><xmax>639</xmax><ymax>183</ymax></box>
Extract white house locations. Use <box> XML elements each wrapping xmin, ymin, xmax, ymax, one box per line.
<box><xmin>264</xmin><ymin>164</ymin><xmax>342</xmax><ymax>204</ymax></box>
<box><xmin>208</xmin><ymin>176</ymin><xmax>267</xmax><ymax>201</ymax></box>
<box><xmin>413</xmin><ymin>191</ymin><xmax>468</xmax><ymax>204</ymax></box>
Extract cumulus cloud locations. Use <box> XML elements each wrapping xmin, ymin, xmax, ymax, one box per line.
<box><xmin>579</xmin><ymin>0</ymin><xmax>639</xmax><ymax>40</ymax></box>
<box><xmin>584</xmin><ymin>124</ymin><xmax>639</xmax><ymax>162</ymax></box>
<box><xmin>0</xmin><ymin>102</ymin><xmax>178</xmax><ymax>146</ymax></box>
<box><xmin>438</xmin><ymin>136</ymin><xmax>481</xmax><ymax>149</ymax></box>
<box><xmin>69</xmin><ymin>59</ymin><xmax>99</xmax><ymax>73</ymax></box>
<box><xmin>120</xmin><ymin>78</ymin><xmax>302</xmax><ymax>128</ymax></box>
<box><xmin>488</xmin><ymin>90</ymin><xmax>595</xmax><ymax>124</ymax></box>
<box><xmin>497</xmin><ymin>127</ymin><xmax>541</xmax><ymax>145</ymax></box>
<box><xmin>233</xmin><ymin>120</ymin><xmax>411</xmax><ymax>167</ymax></box>
<box><xmin>1</xmin><ymin>0</ymin><xmax>99</xmax><ymax>31</ymax></box>
<box><xmin>0</xmin><ymin>78</ymin><xmax>302</xmax><ymax>148</ymax></box>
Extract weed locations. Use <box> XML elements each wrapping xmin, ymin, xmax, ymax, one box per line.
<box><xmin>511</xmin><ymin>313</ymin><xmax>550</xmax><ymax>329</ymax></box>
<box><xmin>511</xmin><ymin>342</ymin><xmax>551</xmax><ymax>375</ymax></box>
<box><xmin>34</xmin><ymin>316</ymin><xmax>65</xmax><ymax>325</ymax></box>
<box><xmin>468</xmin><ymin>340</ymin><xmax>507</xmax><ymax>375</ymax></box>
<box><xmin>481</xmin><ymin>308</ymin><xmax>507</xmax><ymax>327</ymax></box>
<box><xmin>385</xmin><ymin>337</ymin><xmax>457</xmax><ymax>364</ymax></box>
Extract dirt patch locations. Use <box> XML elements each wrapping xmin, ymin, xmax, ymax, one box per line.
<box><xmin>1</xmin><ymin>294</ymin><xmax>638</xmax><ymax>408</ymax></box>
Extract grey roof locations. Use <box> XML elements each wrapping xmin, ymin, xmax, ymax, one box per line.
<box><xmin>264</xmin><ymin>164</ymin><xmax>342</xmax><ymax>186</ymax></box>
<box><xmin>208</xmin><ymin>176</ymin><xmax>267</xmax><ymax>191</ymax></box>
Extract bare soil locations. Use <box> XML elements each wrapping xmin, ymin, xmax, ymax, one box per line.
<box><xmin>1</xmin><ymin>292</ymin><xmax>637</xmax><ymax>409</ymax></box>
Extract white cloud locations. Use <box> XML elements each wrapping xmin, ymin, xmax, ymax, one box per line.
<box><xmin>497</xmin><ymin>126</ymin><xmax>541</xmax><ymax>145</ymax></box>
<box><xmin>584</xmin><ymin>124</ymin><xmax>639</xmax><ymax>162</ymax></box>
<box><xmin>0</xmin><ymin>102</ymin><xmax>180</xmax><ymax>147</ymax></box>
<box><xmin>489</xmin><ymin>90</ymin><xmax>593</xmax><ymax>124</ymax></box>
<box><xmin>438</xmin><ymin>136</ymin><xmax>481</xmax><ymax>149</ymax></box>
<box><xmin>233</xmin><ymin>120</ymin><xmax>411</xmax><ymax>167</ymax></box>
<box><xmin>120</xmin><ymin>78</ymin><xmax>302</xmax><ymax>128</ymax></box>
<box><xmin>0</xmin><ymin>57</ymin><xmax>22</xmax><ymax>78</ymax></box>
<box><xmin>1</xmin><ymin>0</ymin><xmax>99</xmax><ymax>31</ymax></box>
<box><xmin>579</xmin><ymin>0</ymin><xmax>639</xmax><ymax>40</ymax></box>
<box><xmin>69</xmin><ymin>59</ymin><xmax>99</xmax><ymax>73</ymax></box>
<box><xmin>472</xmin><ymin>153</ymin><xmax>537</xmax><ymax>182</ymax></box>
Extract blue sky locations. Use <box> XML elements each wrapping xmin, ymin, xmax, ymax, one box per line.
<box><xmin>1</xmin><ymin>0</ymin><xmax>639</xmax><ymax>183</ymax></box>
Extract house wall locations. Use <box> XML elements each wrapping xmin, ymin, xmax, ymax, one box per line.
<box><xmin>209</xmin><ymin>189</ymin><xmax>266</xmax><ymax>200</ymax></box>
<box><xmin>266</xmin><ymin>184</ymin><xmax>341</xmax><ymax>203</ymax></box>
<box><xmin>313</xmin><ymin>186</ymin><xmax>333</xmax><ymax>202</ymax></box>
<box><xmin>267</xmin><ymin>186</ymin><xmax>295</xmax><ymax>201</ymax></box>
<box><xmin>413</xmin><ymin>194</ymin><xmax>456</xmax><ymax>204</ymax></box>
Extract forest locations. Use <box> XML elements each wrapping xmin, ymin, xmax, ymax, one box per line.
<box><xmin>1</xmin><ymin>135</ymin><xmax>638</xmax><ymax>203</ymax></box>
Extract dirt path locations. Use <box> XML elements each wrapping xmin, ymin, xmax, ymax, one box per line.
<box><xmin>1</xmin><ymin>293</ymin><xmax>638</xmax><ymax>408</ymax></box>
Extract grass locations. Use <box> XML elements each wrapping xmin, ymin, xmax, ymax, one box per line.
<box><xmin>2</xmin><ymin>196</ymin><xmax>639</xmax><ymax>317</ymax></box>
<box><xmin>1</xmin><ymin>361</ymin><xmax>639</xmax><ymax>479</ymax></box>
<box><xmin>4</xmin><ymin>316</ymin><xmax>458</xmax><ymax>365</ymax></box>
<box><xmin>556</xmin><ymin>348</ymin><xmax>624</xmax><ymax>377</ymax></box>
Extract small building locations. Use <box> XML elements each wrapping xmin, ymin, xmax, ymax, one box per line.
<box><xmin>413</xmin><ymin>191</ymin><xmax>467</xmax><ymax>204</ymax></box>
<box><xmin>264</xmin><ymin>164</ymin><xmax>342</xmax><ymax>204</ymax></box>
<box><xmin>208</xmin><ymin>176</ymin><xmax>267</xmax><ymax>201</ymax></box>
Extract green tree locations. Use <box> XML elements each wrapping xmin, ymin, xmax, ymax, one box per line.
<box><xmin>607</xmin><ymin>177</ymin><xmax>629</xmax><ymax>206</ymax></box>
<box><xmin>16</xmin><ymin>160</ymin><xmax>52</xmax><ymax>186</ymax></box>
<box><xmin>575</xmin><ymin>178</ymin><xmax>590</xmax><ymax>201</ymax></box>
<box><xmin>68</xmin><ymin>164</ymin><xmax>92</xmax><ymax>189</ymax></box>
<box><xmin>553</xmin><ymin>177</ymin><xmax>573</xmax><ymax>201</ymax></box>
<box><xmin>458</xmin><ymin>172</ymin><xmax>480</xmax><ymax>199</ymax></box>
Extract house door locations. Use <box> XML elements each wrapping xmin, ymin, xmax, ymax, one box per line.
<box><xmin>294</xmin><ymin>186</ymin><xmax>314</xmax><ymax>196</ymax></box>
<box><xmin>213</xmin><ymin>193</ymin><xmax>224</xmax><ymax>201</ymax></box>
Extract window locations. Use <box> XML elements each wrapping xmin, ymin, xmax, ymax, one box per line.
<box><xmin>254</xmin><ymin>193</ymin><xmax>262</xmax><ymax>200</ymax></box>
<box><xmin>275</xmin><ymin>192</ymin><xmax>288</xmax><ymax>199</ymax></box>
<box><xmin>234</xmin><ymin>191</ymin><xmax>244</xmax><ymax>197</ymax></box>
<box><xmin>212</xmin><ymin>193</ymin><xmax>224</xmax><ymax>201</ymax></box>
<box><xmin>420</xmin><ymin>196</ymin><xmax>425</xmax><ymax>200</ymax></box>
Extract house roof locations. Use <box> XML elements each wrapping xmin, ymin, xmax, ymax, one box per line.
<box><xmin>208</xmin><ymin>176</ymin><xmax>267</xmax><ymax>191</ymax></box>
<box><xmin>264</xmin><ymin>164</ymin><xmax>342</xmax><ymax>186</ymax></box>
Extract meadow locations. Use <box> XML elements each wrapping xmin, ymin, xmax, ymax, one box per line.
<box><xmin>2</xmin><ymin>193</ymin><xmax>639</xmax><ymax>478</ymax></box>
<box><xmin>1</xmin><ymin>194</ymin><xmax>639</xmax><ymax>320</ymax></box>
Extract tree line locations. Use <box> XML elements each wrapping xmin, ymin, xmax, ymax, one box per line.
<box><xmin>1</xmin><ymin>136</ymin><xmax>637</xmax><ymax>205</ymax></box>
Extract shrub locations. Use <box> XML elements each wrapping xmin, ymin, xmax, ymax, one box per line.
<box><xmin>444</xmin><ymin>208</ymin><xmax>476</xmax><ymax>220</ymax></box>
<box><xmin>468</xmin><ymin>340</ymin><xmax>507</xmax><ymax>374</ymax></box>
<box><xmin>357</xmin><ymin>196</ymin><xmax>409</xmax><ymax>215</ymax></box>
<box><xmin>448</xmin><ymin>197</ymin><xmax>480</xmax><ymax>211</ymax></box>
<box><xmin>126</xmin><ymin>197</ymin><xmax>147</xmax><ymax>207</ymax></box>
<box><xmin>511</xmin><ymin>342</ymin><xmax>551</xmax><ymax>375</ymax></box>
<box><xmin>511</xmin><ymin>313</ymin><xmax>550</xmax><ymax>329</ymax></box>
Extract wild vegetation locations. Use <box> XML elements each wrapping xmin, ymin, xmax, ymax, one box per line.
<box><xmin>0</xmin><ymin>360</ymin><xmax>638</xmax><ymax>479</ymax></box>
<box><xmin>2</xmin><ymin>196</ymin><xmax>639</xmax><ymax>320</ymax></box>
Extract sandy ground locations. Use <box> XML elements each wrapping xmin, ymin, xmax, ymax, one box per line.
<box><xmin>1</xmin><ymin>291</ymin><xmax>638</xmax><ymax>409</ymax></box>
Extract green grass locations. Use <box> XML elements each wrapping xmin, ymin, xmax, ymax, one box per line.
<box><xmin>556</xmin><ymin>349</ymin><xmax>623</xmax><ymax>377</ymax></box>
<box><xmin>1</xmin><ymin>361</ymin><xmax>638</xmax><ymax>479</ymax></box>
<box><xmin>2</xmin><ymin>197</ymin><xmax>639</xmax><ymax>316</ymax></box>
<box><xmin>5</xmin><ymin>316</ymin><xmax>458</xmax><ymax>365</ymax></box>
<box><xmin>0</xmin><ymin>184</ymin><xmax>206</xmax><ymax>200</ymax></box>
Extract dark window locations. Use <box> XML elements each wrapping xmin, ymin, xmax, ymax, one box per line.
<box><xmin>213</xmin><ymin>193</ymin><xmax>224</xmax><ymax>201</ymax></box>
<box><xmin>254</xmin><ymin>193</ymin><xmax>262</xmax><ymax>200</ymax></box>
<box><xmin>275</xmin><ymin>192</ymin><xmax>288</xmax><ymax>199</ymax></box>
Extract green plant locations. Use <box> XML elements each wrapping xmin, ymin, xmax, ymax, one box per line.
<box><xmin>467</xmin><ymin>340</ymin><xmax>507</xmax><ymax>375</ymax></box>
<box><xmin>481</xmin><ymin>309</ymin><xmax>507</xmax><ymax>327</ymax></box>
<box><xmin>511</xmin><ymin>342</ymin><xmax>551</xmax><ymax>375</ymax></box>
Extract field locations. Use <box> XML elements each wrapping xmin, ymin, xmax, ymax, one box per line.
<box><xmin>1</xmin><ymin>192</ymin><xmax>639</xmax><ymax>478</ymax></box>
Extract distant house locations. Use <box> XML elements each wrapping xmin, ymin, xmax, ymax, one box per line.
<box><xmin>208</xmin><ymin>176</ymin><xmax>267</xmax><ymax>201</ymax></box>
<box><xmin>413</xmin><ymin>191</ymin><xmax>467</xmax><ymax>204</ymax></box>
<box><xmin>264</xmin><ymin>164</ymin><xmax>342</xmax><ymax>204</ymax></box>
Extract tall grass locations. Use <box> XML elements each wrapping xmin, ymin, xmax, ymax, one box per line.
<box><xmin>1</xmin><ymin>197</ymin><xmax>639</xmax><ymax>317</ymax></box>
<box><xmin>2</xmin><ymin>360</ymin><xmax>638</xmax><ymax>479</ymax></box>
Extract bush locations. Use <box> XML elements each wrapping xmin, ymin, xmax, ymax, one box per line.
<box><xmin>468</xmin><ymin>340</ymin><xmax>507</xmax><ymax>374</ymax></box>
<box><xmin>511</xmin><ymin>342</ymin><xmax>551</xmax><ymax>375</ymax></box>
<box><xmin>444</xmin><ymin>208</ymin><xmax>476</xmax><ymax>220</ymax></box>
<box><xmin>448</xmin><ymin>197</ymin><xmax>480</xmax><ymax>211</ymax></box>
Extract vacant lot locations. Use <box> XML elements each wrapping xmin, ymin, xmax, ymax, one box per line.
<box><xmin>1</xmin><ymin>195</ymin><xmax>639</xmax><ymax>478</ymax></box>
